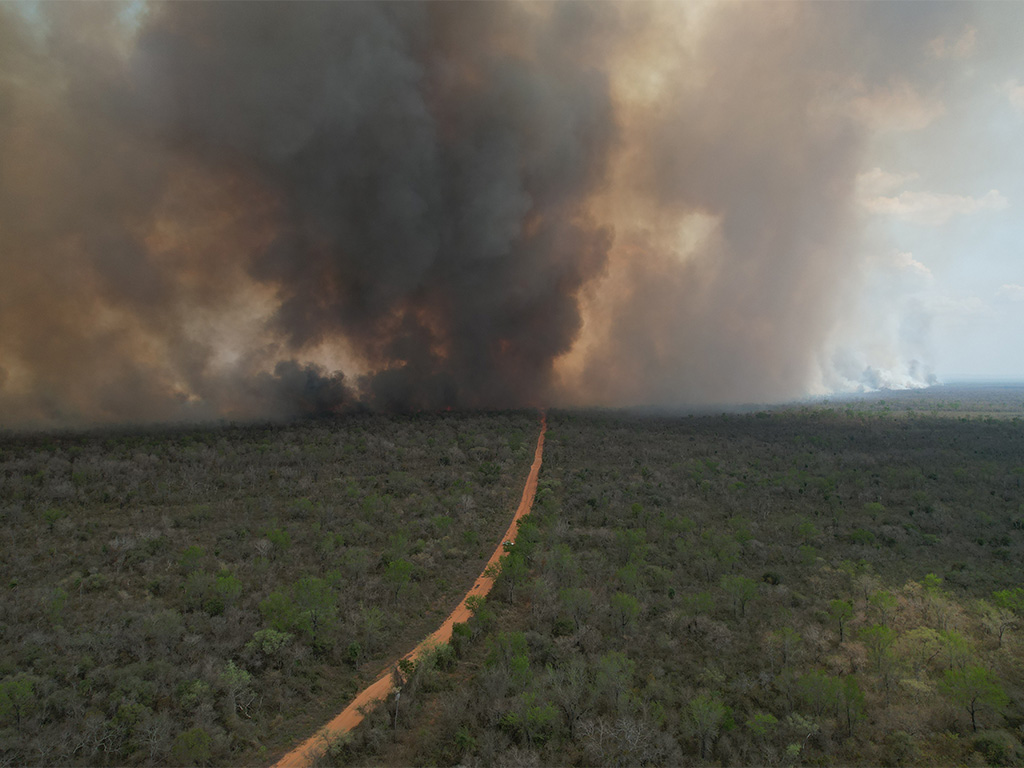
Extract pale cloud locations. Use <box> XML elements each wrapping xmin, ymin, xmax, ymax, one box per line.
<box><xmin>892</xmin><ymin>251</ymin><xmax>933</xmax><ymax>281</ymax></box>
<box><xmin>924</xmin><ymin>293</ymin><xmax>989</xmax><ymax>318</ymax></box>
<box><xmin>928</xmin><ymin>26</ymin><xmax>976</xmax><ymax>60</ymax></box>
<box><xmin>848</xmin><ymin>79</ymin><xmax>945</xmax><ymax>133</ymax></box>
<box><xmin>997</xmin><ymin>284</ymin><xmax>1024</xmax><ymax>302</ymax></box>
<box><xmin>856</xmin><ymin>167</ymin><xmax>919</xmax><ymax>199</ymax></box>
<box><xmin>863</xmin><ymin>188</ymin><xmax>1009</xmax><ymax>226</ymax></box>
<box><xmin>1006</xmin><ymin>80</ymin><xmax>1024</xmax><ymax>114</ymax></box>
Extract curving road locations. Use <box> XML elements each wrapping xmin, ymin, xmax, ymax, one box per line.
<box><xmin>273</xmin><ymin>411</ymin><xmax>547</xmax><ymax>768</ymax></box>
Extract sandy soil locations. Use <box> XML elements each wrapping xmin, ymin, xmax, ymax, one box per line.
<box><xmin>273</xmin><ymin>412</ymin><xmax>547</xmax><ymax>768</ymax></box>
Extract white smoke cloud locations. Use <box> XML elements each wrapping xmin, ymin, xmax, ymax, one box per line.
<box><xmin>996</xmin><ymin>284</ymin><xmax>1024</xmax><ymax>302</ymax></box>
<box><xmin>847</xmin><ymin>79</ymin><xmax>945</xmax><ymax>133</ymax></box>
<box><xmin>892</xmin><ymin>251</ymin><xmax>934</xmax><ymax>282</ymax></box>
<box><xmin>863</xmin><ymin>188</ymin><xmax>1008</xmax><ymax>225</ymax></box>
<box><xmin>928</xmin><ymin>26</ymin><xmax>977</xmax><ymax>60</ymax></box>
<box><xmin>857</xmin><ymin>167</ymin><xmax>920</xmax><ymax>198</ymax></box>
<box><xmin>1007</xmin><ymin>80</ymin><xmax>1024</xmax><ymax>113</ymax></box>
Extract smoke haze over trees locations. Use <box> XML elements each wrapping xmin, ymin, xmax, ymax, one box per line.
<box><xmin>0</xmin><ymin>1</ymin><xmax>1007</xmax><ymax>427</ymax></box>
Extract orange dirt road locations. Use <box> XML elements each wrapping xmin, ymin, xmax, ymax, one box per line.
<box><xmin>272</xmin><ymin>411</ymin><xmax>547</xmax><ymax>768</ymax></box>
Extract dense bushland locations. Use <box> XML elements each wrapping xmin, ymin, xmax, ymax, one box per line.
<box><xmin>334</xmin><ymin>402</ymin><xmax>1024</xmax><ymax>767</ymax></box>
<box><xmin>0</xmin><ymin>411</ymin><xmax>537</xmax><ymax>765</ymax></box>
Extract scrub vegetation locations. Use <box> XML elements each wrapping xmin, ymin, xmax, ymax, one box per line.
<box><xmin>0</xmin><ymin>412</ymin><xmax>536</xmax><ymax>765</ymax></box>
<box><xmin>3</xmin><ymin>386</ymin><xmax>1024</xmax><ymax>766</ymax></box>
<box><xmin>330</xmin><ymin>391</ymin><xmax>1024</xmax><ymax>767</ymax></box>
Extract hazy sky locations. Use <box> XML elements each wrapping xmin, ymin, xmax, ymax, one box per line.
<box><xmin>1</xmin><ymin>1</ymin><xmax>1023</xmax><ymax>427</ymax></box>
<box><xmin>842</xmin><ymin>3</ymin><xmax>1024</xmax><ymax>385</ymax></box>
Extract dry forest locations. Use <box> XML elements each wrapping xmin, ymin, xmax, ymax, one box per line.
<box><xmin>2</xmin><ymin>386</ymin><xmax>1024</xmax><ymax>766</ymax></box>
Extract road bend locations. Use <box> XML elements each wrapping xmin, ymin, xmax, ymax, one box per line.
<box><xmin>273</xmin><ymin>411</ymin><xmax>548</xmax><ymax>768</ymax></box>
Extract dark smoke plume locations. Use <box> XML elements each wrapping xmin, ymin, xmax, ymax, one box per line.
<box><xmin>0</xmin><ymin>2</ymin><xmax>614</xmax><ymax>426</ymax></box>
<box><xmin>0</xmin><ymin>2</ymin><xmax>978</xmax><ymax>426</ymax></box>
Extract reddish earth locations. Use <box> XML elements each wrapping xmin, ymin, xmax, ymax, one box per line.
<box><xmin>273</xmin><ymin>412</ymin><xmax>547</xmax><ymax>768</ymax></box>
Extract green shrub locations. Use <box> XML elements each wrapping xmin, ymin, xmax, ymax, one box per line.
<box><xmin>247</xmin><ymin>628</ymin><xmax>293</xmax><ymax>658</ymax></box>
<box><xmin>170</xmin><ymin>726</ymin><xmax>212</xmax><ymax>766</ymax></box>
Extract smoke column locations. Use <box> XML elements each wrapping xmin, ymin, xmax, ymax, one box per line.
<box><xmin>556</xmin><ymin>1</ymin><xmax>972</xmax><ymax>406</ymax></box>
<box><xmin>0</xmin><ymin>2</ymin><xmax>975</xmax><ymax>427</ymax></box>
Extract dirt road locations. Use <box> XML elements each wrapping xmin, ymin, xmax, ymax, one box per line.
<box><xmin>273</xmin><ymin>412</ymin><xmax>547</xmax><ymax>768</ymax></box>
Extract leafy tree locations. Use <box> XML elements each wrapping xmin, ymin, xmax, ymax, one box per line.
<box><xmin>219</xmin><ymin>661</ymin><xmax>253</xmax><ymax>720</ymax></box>
<box><xmin>869</xmin><ymin>590</ymin><xmax>898</xmax><ymax>626</ymax></box>
<box><xmin>896</xmin><ymin>627</ymin><xmax>943</xmax><ymax>677</ymax></box>
<box><xmin>596</xmin><ymin>651</ymin><xmax>635</xmax><ymax>713</ymax></box>
<box><xmin>259</xmin><ymin>590</ymin><xmax>297</xmax><ymax>633</ymax></box>
<box><xmin>616</xmin><ymin>562</ymin><xmax>640</xmax><ymax>593</ymax></box>
<box><xmin>170</xmin><ymin>726</ymin><xmax>212</xmax><ymax>766</ymax></box>
<box><xmin>559</xmin><ymin>587</ymin><xmax>594</xmax><ymax>631</ymax></box>
<box><xmin>978</xmin><ymin>599</ymin><xmax>1018</xmax><ymax>648</ymax></box>
<box><xmin>449</xmin><ymin>621</ymin><xmax>473</xmax><ymax>658</ymax></box>
<box><xmin>184</xmin><ymin>571</ymin><xmax>214</xmax><ymax>613</ymax></box>
<box><xmin>292</xmin><ymin>576</ymin><xmax>338</xmax><ymax>649</ymax></box>
<box><xmin>47</xmin><ymin>586</ymin><xmax>68</xmax><ymax>626</ymax></box>
<box><xmin>386</xmin><ymin>531</ymin><xmax>409</xmax><ymax>562</ymax></box>
<box><xmin>610</xmin><ymin>591</ymin><xmax>641</xmax><ymax>630</ymax></box>
<box><xmin>939</xmin><ymin>629</ymin><xmax>972</xmax><ymax>672</ymax></box>
<box><xmin>496</xmin><ymin>552</ymin><xmax>530</xmax><ymax>601</ymax></box>
<box><xmin>689</xmin><ymin>692</ymin><xmax>726</xmax><ymax>759</ymax></box>
<box><xmin>860</xmin><ymin>624</ymin><xmax>897</xmax><ymax>696</ymax></box>
<box><xmin>683</xmin><ymin>590</ymin><xmax>716</xmax><ymax>616</ymax></box>
<box><xmin>550</xmin><ymin>656</ymin><xmax>593</xmax><ymax>739</ymax></box>
<box><xmin>863</xmin><ymin>501</ymin><xmax>885</xmax><ymax>520</ymax></box>
<box><xmin>359</xmin><ymin>605</ymin><xmax>387</xmax><ymax>652</ymax></box>
<box><xmin>841</xmin><ymin>675</ymin><xmax>866</xmax><ymax>736</ymax></box>
<box><xmin>0</xmin><ymin>675</ymin><xmax>36</xmax><ymax>733</ymax></box>
<box><xmin>799</xmin><ymin>544</ymin><xmax>818</xmax><ymax>565</ymax></box>
<box><xmin>260</xmin><ymin>577</ymin><xmax>338</xmax><ymax>649</ymax></box>
<box><xmin>829</xmin><ymin>599</ymin><xmax>853</xmax><ymax>642</ymax></box>
<box><xmin>42</xmin><ymin>507</ymin><xmax>66</xmax><ymax>533</ymax></box>
<box><xmin>615</xmin><ymin>527</ymin><xmax>648</xmax><ymax>565</ymax></box>
<box><xmin>939</xmin><ymin>665</ymin><xmax>1009</xmax><ymax>732</ymax></box>
<box><xmin>784</xmin><ymin>713</ymin><xmax>820</xmax><ymax>761</ymax></box>
<box><xmin>993</xmin><ymin>587</ymin><xmax>1024</xmax><ymax>616</ymax></box>
<box><xmin>177</xmin><ymin>679</ymin><xmax>212</xmax><ymax>711</ymax></box>
<box><xmin>187</xmin><ymin>569</ymin><xmax>243</xmax><ymax>615</ymax></box>
<box><xmin>721</xmin><ymin>574</ymin><xmax>758</xmax><ymax>618</ymax></box>
<box><xmin>179</xmin><ymin>545</ymin><xmax>205</xmax><ymax>574</ymax></box>
<box><xmin>501</xmin><ymin>694</ymin><xmax>559</xmax><ymax>747</ymax></box>
<box><xmin>796</xmin><ymin>669</ymin><xmax>841</xmax><ymax>717</ymax></box>
<box><xmin>477</xmin><ymin>461</ymin><xmax>501</xmax><ymax>486</ymax></box>
<box><xmin>266</xmin><ymin>527</ymin><xmax>291</xmax><ymax>554</ymax></box>
<box><xmin>465</xmin><ymin>594</ymin><xmax>495</xmax><ymax>634</ymax></box>
<box><xmin>922</xmin><ymin>573</ymin><xmax>944</xmax><ymax>594</ymax></box>
<box><xmin>768</xmin><ymin>626</ymin><xmax>802</xmax><ymax>670</ymax></box>
<box><xmin>246</xmin><ymin>628</ymin><xmax>293</xmax><ymax>660</ymax></box>
<box><xmin>346</xmin><ymin>641</ymin><xmax>363</xmax><ymax>667</ymax></box>
<box><xmin>385</xmin><ymin>558</ymin><xmax>414</xmax><ymax>602</ymax></box>
<box><xmin>746</xmin><ymin>710</ymin><xmax>778</xmax><ymax>740</ymax></box>
<box><xmin>214</xmin><ymin>570</ymin><xmax>242</xmax><ymax>607</ymax></box>
<box><xmin>860</xmin><ymin>624</ymin><xmax>896</xmax><ymax>663</ymax></box>
<box><xmin>486</xmin><ymin>632</ymin><xmax>531</xmax><ymax>688</ymax></box>
<box><xmin>849</xmin><ymin>528</ymin><xmax>876</xmax><ymax>546</ymax></box>
<box><xmin>796</xmin><ymin>519</ymin><xmax>819</xmax><ymax>542</ymax></box>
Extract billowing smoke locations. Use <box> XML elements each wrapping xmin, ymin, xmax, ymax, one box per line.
<box><xmin>555</xmin><ymin>2</ymin><xmax>974</xmax><ymax>406</ymax></box>
<box><xmin>0</xmin><ymin>2</ymin><xmax>977</xmax><ymax>427</ymax></box>
<box><xmin>0</xmin><ymin>2</ymin><xmax>615</xmax><ymax>426</ymax></box>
